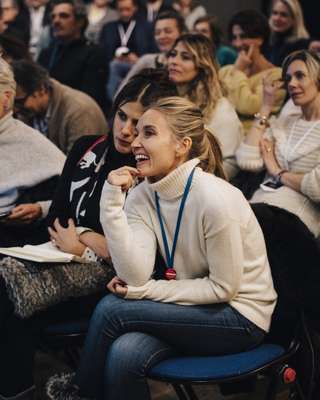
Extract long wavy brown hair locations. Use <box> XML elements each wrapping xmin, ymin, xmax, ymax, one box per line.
<box><xmin>169</xmin><ymin>33</ymin><xmax>223</xmax><ymax>122</ymax></box>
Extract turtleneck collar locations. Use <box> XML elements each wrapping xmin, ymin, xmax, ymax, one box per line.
<box><xmin>149</xmin><ymin>158</ymin><xmax>200</xmax><ymax>200</ymax></box>
<box><xmin>0</xmin><ymin>112</ymin><xmax>14</xmax><ymax>135</ymax></box>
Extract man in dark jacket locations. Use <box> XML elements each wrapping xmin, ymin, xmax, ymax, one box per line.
<box><xmin>99</xmin><ymin>0</ymin><xmax>155</xmax><ymax>100</ymax></box>
<box><xmin>38</xmin><ymin>0</ymin><xmax>107</xmax><ymax>110</ymax></box>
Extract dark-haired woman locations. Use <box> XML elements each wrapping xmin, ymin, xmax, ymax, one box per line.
<box><xmin>219</xmin><ymin>9</ymin><xmax>285</xmax><ymax>134</ymax></box>
<box><xmin>0</xmin><ymin>69</ymin><xmax>177</xmax><ymax>400</ymax></box>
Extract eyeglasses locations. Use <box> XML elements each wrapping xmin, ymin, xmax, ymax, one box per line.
<box><xmin>14</xmin><ymin>93</ymin><xmax>30</xmax><ymax>107</ymax></box>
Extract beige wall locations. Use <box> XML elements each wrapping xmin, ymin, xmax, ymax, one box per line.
<box><xmin>199</xmin><ymin>0</ymin><xmax>263</xmax><ymax>35</ymax></box>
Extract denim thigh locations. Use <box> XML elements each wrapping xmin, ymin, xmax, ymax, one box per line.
<box><xmin>75</xmin><ymin>295</ymin><xmax>265</xmax><ymax>398</ymax></box>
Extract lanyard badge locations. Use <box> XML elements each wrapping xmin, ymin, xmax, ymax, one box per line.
<box><xmin>155</xmin><ymin>168</ymin><xmax>195</xmax><ymax>280</ymax></box>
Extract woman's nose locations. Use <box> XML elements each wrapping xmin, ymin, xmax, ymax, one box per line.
<box><xmin>121</xmin><ymin>121</ymin><xmax>134</xmax><ymax>136</ymax></box>
<box><xmin>288</xmin><ymin>77</ymin><xmax>297</xmax><ymax>88</ymax></box>
<box><xmin>131</xmin><ymin>135</ymin><xmax>140</xmax><ymax>149</ymax></box>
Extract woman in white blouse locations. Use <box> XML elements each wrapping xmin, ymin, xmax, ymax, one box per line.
<box><xmin>236</xmin><ymin>50</ymin><xmax>320</xmax><ymax>326</ymax></box>
<box><xmin>236</xmin><ymin>50</ymin><xmax>320</xmax><ymax>237</ymax></box>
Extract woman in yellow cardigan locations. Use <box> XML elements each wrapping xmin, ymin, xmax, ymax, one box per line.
<box><xmin>219</xmin><ymin>9</ymin><xmax>285</xmax><ymax>134</ymax></box>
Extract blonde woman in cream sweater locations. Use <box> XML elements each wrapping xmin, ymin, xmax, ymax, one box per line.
<box><xmin>48</xmin><ymin>97</ymin><xmax>276</xmax><ymax>400</ymax></box>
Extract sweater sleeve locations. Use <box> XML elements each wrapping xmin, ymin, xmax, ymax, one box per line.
<box><xmin>126</xmin><ymin>217</ymin><xmax>244</xmax><ymax>305</ymax></box>
<box><xmin>236</xmin><ymin>142</ymin><xmax>265</xmax><ymax>171</ymax></box>
<box><xmin>219</xmin><ymin>66</ymin><xmax>285</xmax><ymax>116</ymax></box>
<box><xmin>301</xmin><ymin>156</ymin><xmax>320</xmax><ymax>202</ymax></box>
<box><xmin>100</xmin><ymin>182</ymin><xmax>157</xmax><ymax>285</ymax></box>
<box><xmin>207</xmin><ymin>98</ymin><xmax>243</xmax><ymax>180</ymax></box>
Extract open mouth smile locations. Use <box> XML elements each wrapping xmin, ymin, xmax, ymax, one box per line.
<box><xmin>135</xmin><ymin>154</ymin><xmax>150</xmax><ymax>163</ymax></box>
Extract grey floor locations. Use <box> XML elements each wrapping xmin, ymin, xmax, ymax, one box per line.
<box><xmin>34</xmin><ymin>349</ymin><xmax>290</xmax><ymax>400</ymax></box>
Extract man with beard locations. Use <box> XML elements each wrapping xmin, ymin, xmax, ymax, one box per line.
<box><xmin>38</xmin><ymin>0</ymin><xmax>107</xmax><ymax>110</ymax></box>
<box><xmin>12</xmin><ymin>59</ymin><xmax>108</xmax><ymax>154</ymax></box>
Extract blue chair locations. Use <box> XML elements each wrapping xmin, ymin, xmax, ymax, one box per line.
<box><xmin>41</xmin><ymin>318</ymin><xmax>90</xmax><ymax>369</ymax></box>
<box><xmin>148</xmin><ymin>314</ymin><xmax>309</xmax><ymax>400</ymax></box>
<box><xmin>148</xmin><ymin>203</ymin><xmax>318</xmax><ymax>400</ymax></box>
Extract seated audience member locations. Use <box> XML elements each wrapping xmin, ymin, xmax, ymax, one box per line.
<box><xmin>0</xmin><ymin>57</ymin><xmax>65</xmax><ymax>247</ymax></box>
<box><xmin>86</xmin><ymin>0</ymin><xmax>118</xmax><ymax>44</ymax></box>
<box><xmin>24</xmin><ymin>0</ymin><xmax>51</xmax><ymax>60</ymax></box>
<box><xmin>118</xmin><ymin>10</ymin><xmax>185</xmax><ymax>93</ymax></box>
<box><xmin>38</xmin><ymin>0</ymin><xmax>106</xmax><ymax>109</ymax></box>
<box><xmin>268</xmin><ymin>0</ymin><xmax>309</xmax><ymax>67</ymax></box>
<box><xmin>173</xmin><ymin>0</ymin><xmax>206</xmax><ymax>31</ymax></box>
<box><xmin>0</xmin><ymin>0</ymin><xmax>30</xmax><ymax>44</ymax></box>
<box><xmin>140</xmin><ymin>0</ymin><xmax>174</xmax><ymax>23</ymax></box>
<box><xmin>0</xmin><ymin>69</ymin><xmax>177</xmax><ymax>400</ymax></box>
<box><xmin>236</xmin><ymin>50</ymin><xmax>320</xmax><ymax>318</ymax></box>
<box><xmin>46</xmin><ymin>96</ymin><xmax>276</xmax><ymax>400</ymax></box>
<box><xmin>0</xmin><ymin>32</ymin><xmax>32</xmax><ymax>63</ymax></box>
<box><xmin>100</xmin><ymin>0</ymin><xmax>155</xmax><ymax>101</ymax></box>
<box><xmin>168</xmin><ymin>33</ymin><xmax>243</xmax><ymax>179</ymax></box>
<box><xmin>193</xmin><ymin>15</ymin><xmax>237</xmax><ymax>67</ymax></box>
<box><xmin>12</xmin><ymin>60</ymin><xmax>109</xmax><ymax>154</ymax></box>
<box><xmin>219</xmin><ymin>9</ymin><xmax>285</xmax><ymax>134</ymax></box>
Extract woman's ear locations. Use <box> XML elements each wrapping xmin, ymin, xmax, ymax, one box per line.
<box><xmin>175</xmin><ymin>137</ymin><xmax>192</xmax><ymax>158</ymax></box>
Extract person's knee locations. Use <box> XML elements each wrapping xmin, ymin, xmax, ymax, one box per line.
<box><xmin>106</xmin><ymin>332</ymin><xmax>172</xmax><ymax>379</ymax></box>
<box><xmin>90</xmin><ymin>294</ymin><xmax>127</xmax><ymax>328</ymax></box>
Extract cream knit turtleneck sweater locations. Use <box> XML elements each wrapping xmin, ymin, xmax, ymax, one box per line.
<box><xmin>100</xmin><ymin>159</ymin><xmax>277</xmax><ymax>332</ymax></box>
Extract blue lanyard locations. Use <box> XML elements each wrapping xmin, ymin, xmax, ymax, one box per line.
<box><xmin>155</xmin><ymin>168</ymin><xmax>195</xmax><ymax>269</ymax></box>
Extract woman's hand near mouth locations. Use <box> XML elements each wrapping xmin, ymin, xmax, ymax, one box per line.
<box><xmin>108</xmin><ymin>166</ymin><xmax>140</xmax><ymax>191</ymax></box>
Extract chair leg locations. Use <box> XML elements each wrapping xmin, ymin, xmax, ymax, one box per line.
<box><xmin>172</xmin><ymin>384</ymin><xmax>190</xmax><ymax>400</ymax></box>
<box><xmin>264</xmin><ymin>369</ymin><xmax>281</xmax><ymax>400</ymax></box>
<box><xmin>183</xmin><ymin>385</ymin><xmax>199</xmax><ymax>400</ymax></box>
<box><xmin>64</xmin><ymin>346</ymin><xmax>81</xmax><ymax>369</ymax></box>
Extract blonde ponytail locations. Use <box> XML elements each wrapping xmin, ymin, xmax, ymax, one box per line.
<box><xmin>147</xmin><ymin>96</ymin><xmax>226</xmax><ymax>180</ymax></box>
<box><xmin>201</xmin><ymin>128</ymin><xmax>226</xmax><ymax>179</ymax></box>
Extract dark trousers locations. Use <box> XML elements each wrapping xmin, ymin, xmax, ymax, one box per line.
<box><xmin>0</xmin><ymin>277</ymin><xmax>103</xmax><ymax>397</ymax></box>
<box><xmin>251</xmin><ymin>203</ymin><xmax>320</xmax><ymax>321</ymax></box>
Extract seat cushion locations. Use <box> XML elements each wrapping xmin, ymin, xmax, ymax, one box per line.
<box><xmin>44</xmin><ymin>319</ymin><xmax>89</xmax><ymax>335</ymax></box>
<box><xmin>149</xmin><ymin>344</ymin><xmax>285</xmax><ymax>381</ymax></box>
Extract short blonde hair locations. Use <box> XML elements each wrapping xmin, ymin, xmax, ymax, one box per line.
<box><xmin>0</xmin><ymin>57</ymin><xmax>16</xmax><ymax>110</ymax></box>
<box><xmin>147</xmin><ymin>96</ymin><xmax>226</xmax><ymax>179</ymax></box>
<box><xmin>282</xmin><ymin>50</ymin><xmax>320</xmax><ymax>89</ymax></box>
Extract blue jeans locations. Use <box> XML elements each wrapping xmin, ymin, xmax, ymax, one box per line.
<box><xmin>74</xmin><ymin>294</ymin><xmax>265</xmax><ymax>400</ymax></box>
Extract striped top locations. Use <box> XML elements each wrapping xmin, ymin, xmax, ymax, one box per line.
<box><xmin>236</xmin><ymin>114</ymin><xmax>320</xmax><ymax>236</ymax></box>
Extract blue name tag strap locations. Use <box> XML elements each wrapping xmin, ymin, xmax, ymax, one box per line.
<box><xmin>155</xmin><ymin>168</ymin><xmax>195</xmax><ymax>270</ymax></box>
